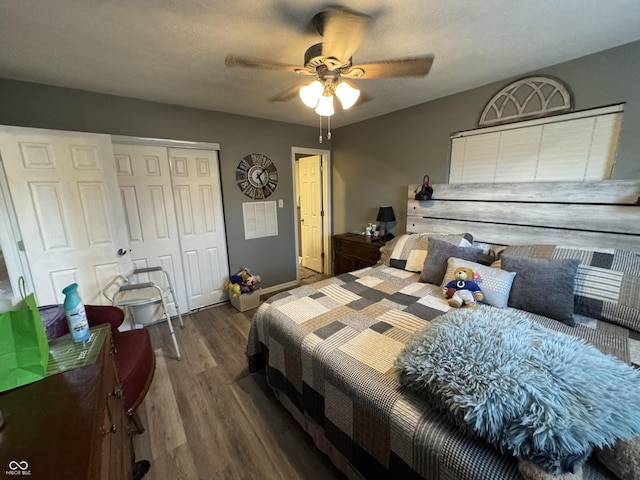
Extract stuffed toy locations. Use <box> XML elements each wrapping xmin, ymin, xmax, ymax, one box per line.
<box><xmin>232</xmin><ymin>267</ymin><xmax>251</xmax><ymax>283</ymax></box>
<box><xmin>224</xmin><ymin>282</ymin><xmax>241</xmax><ymax>298</ymax></box>
<box><xmin>227</xmin><ymin>267</ymin><xmax>261</xmax><ymax>295</ymax></box>
<box><xmin>443</xmin><ymin>267</ymin><xmax>484</xmax><ymax>308</ymax></box>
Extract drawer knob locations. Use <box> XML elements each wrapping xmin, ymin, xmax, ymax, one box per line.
<box><xmin>111</xmin><ymin>386</ymin><xmax>124</xmax><ymax>399</ymax></box>
<box><xmin>103</xmin><ymin>424</ymin><xmax>117</xmax><ymax>435</ymax></box>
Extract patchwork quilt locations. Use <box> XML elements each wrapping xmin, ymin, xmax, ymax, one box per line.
<box><xmin>247</xmin><ymin>264</ymin><xmax>638</xmax><ymax>480</ymax></box>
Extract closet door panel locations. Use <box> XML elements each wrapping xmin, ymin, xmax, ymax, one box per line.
<box><xmin>112</xmin><ymin>143</ymin><xmax>187</xmax><ymax>314</ymax></box>
<box><xmin>0</xmin><ymin>126</ymin><xmax>132</xmax><ymax>305</ymax></box>
<box><xmin>169</xmin><ymin>148</ymin><xmax>229</xmax><ymax>309</ymax></box>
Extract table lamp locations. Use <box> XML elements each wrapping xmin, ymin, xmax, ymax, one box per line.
<box><xmin>376</xmin><ymin>206</ymin><xmax>396</xmax><ymax>240</ymax></box>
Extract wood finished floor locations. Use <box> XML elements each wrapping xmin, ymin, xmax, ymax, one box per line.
<box><xmin>132</xmin><ymin>271</ymin><xmax>342</xmax><ymax>480</ymax></box>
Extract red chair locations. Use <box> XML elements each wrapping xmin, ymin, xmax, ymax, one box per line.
<box><xmin>85</xmin><ymin>305</ymin><xmax>156</xmax><ymax>434</ymax></box>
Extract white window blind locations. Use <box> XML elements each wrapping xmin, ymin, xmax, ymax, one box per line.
<box><xmin>449</xmin><ymin>104</ymin><xmax>623</xmax><ymax>183</ymax></box>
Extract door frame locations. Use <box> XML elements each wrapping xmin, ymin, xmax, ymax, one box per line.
<box><xmin>111</xmin><ymin>135</ymin><xmax>220</xmax><ymax>151</ymax></box>
<box><xmin>291</xmin><ymin>146</ymin><xmax>332</xmax><ymax>279</ymax></box>
<box><xmin>0</xmin><ymin>157</ymin><xmax>33</xmax><ymax>302</ymax></box>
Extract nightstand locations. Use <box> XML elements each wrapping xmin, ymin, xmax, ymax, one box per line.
<box><xmin>333</xmin><ymin>233</ymin><xmax>387</xmax><ymax>275</ymax></box>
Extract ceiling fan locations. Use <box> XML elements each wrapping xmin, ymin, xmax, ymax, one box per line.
<box><xmin>225</xmin><ymin>6</ymin><xmax>435</xmax><ymax>117</ymax></box>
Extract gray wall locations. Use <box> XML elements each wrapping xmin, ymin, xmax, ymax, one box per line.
<box><xmin>1</xmin><ymin>40</ymin><xmax>638</xmax><ymax>287</ymax></box>
<box><xmin>331</xmin><ymin>40</ymin><xmax>640</xmax><ymax>235</ymax></box>
<box><xmin>0</xmin><ymin>79</ymin><xmax>319</xmax><ymax>288</ymax></box>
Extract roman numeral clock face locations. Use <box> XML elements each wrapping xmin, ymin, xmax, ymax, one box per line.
<box><xmin>236</xmin><ymin>153</ymin><xmax>278</xmax><ymax>199</ymax></box>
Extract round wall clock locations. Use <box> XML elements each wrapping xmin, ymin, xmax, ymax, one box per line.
<box><xmin>236</xmin><ymin>153</ymin><xmax>278</xmax><ymax>199</ymax></box>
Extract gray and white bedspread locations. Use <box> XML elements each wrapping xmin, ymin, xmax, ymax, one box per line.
<box><xmin>247</xmin><ymin>264</ymin><xmax>635</xmax><ymax>479</ymax></box>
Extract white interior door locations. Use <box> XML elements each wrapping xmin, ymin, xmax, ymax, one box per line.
<box><xmin>0</xmin><ymin>126</ymin><xmax>132</xmax><ymax>305</ymax></box>
<box><xmin>169</xmin><ymin>148</ymin><xmax>229</xmax><ymax>309</ymax></box>
<box><xmin>299</xmin><ymin>155</ymin><xmax>323</xmax><ymax>272</ymax></box>
<box><xmin>112</xmin><ymin>143</ymin><xmax>187</xmax><ymax>315</ymax></box>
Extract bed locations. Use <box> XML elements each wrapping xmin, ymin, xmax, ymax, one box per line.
<box><xmin>247</xmin><ymin>180</ymin><xmax>640</xmax><ymax>480</ymax></box>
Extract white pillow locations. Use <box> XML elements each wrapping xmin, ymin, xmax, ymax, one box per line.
<box><xmin>381</xmin><ymin>233</ymin><xmax>473</xmax><ymax>272</ymax></box>
<box><xmin>441</xmin><ymin>257</ymin><xmax>516</xmax><ymax>308</ymax></box>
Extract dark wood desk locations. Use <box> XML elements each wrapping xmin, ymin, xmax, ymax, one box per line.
<box><xmin>0</xmin><ymin>326</ymin><xmax>133</xmax><ymax>479</ymax></box>
<box><xmin>333</xmin><ymin>233</ymin><xmax>387</xmax><ymax>275</ymax></box>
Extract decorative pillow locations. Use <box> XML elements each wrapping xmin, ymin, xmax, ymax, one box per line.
<box><xmin>472</xmin><ymin>242</ymin><xmax>500</xmax><ymax>266</ymax></box>
<box><xmin>490</xmin><ymin>244</ymin><xmax>556</xmax><ymax>270</ymax></box>
<box><xmin>569</xmin><ymin>247</ymin><xmax>640</xmax><ymax>333</ymax></box>
<box><xmin>502</xmin><ymin>255</ymin><xmax>580</xmax><ymax>325</ymax></box>
<box><xmin>396</xmin><ymin>308</ymin><xmax>640</xmax><ymax>475</ymax></box>
<box><xmin>518</xmin><ymin>459</ymin><xmax>584</xmax><ymax>480</ymax></box>
<box><xmin>497</xmin><ymin>245</ymin><xmax>640</xmax><ymax>332</ymax></box>
<box><xmin>420</xmin><ymin>238</ymin><xmax>483</xmax><ymax>285</ymax></box>
<box><xmin>595</xmin><ymin>437</ymin><xmax>640</xmax><ymax>480</ymax></box>
<box><xmin>380</xmin><ymin>233</ymin><xmax>473</xmax><ymax>272</ymax></box>
<box><xmin>441</xmin><ymin>257</ymin><xmax>516</xmax><ymax>308</ymax></box>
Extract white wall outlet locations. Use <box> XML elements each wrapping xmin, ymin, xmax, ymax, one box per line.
<box><xmin>278</xmin><ymin>199</ymin><xmax>283</xmax><ymax>208</ymax></box>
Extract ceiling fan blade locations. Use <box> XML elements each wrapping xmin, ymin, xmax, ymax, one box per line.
<box><xmin>225</xmin><ymin>54</ymin><xmax>301</xmax><ymax>73</ymax></box>
<box><xmin>320</xmin><ymin>7</ymin><xmax>370</xmax><ymax>65</ymax></box>
<box><xmin>345</xmin><ymin>55</ymin><xmax>435</xmax><ymax>79</ymax></box>
<box><xmin>268</xmin><ymin>84</ymin><xmax>302</xmax><ymax>102</ymax></box>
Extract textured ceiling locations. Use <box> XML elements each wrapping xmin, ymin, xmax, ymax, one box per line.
<box><xmin>1</xmin><ymin>0</ymin><xmax>640</xmax><ymax>128</ymax></box>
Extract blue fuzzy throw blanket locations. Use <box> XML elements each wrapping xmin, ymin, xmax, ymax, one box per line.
<box><xmin>396</xmin><ymin>307</ymin><xmax>640</xmax><ymax>474</ymax></box>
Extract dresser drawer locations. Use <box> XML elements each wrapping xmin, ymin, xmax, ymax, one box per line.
<box><xmin>98</xmin><ymin>341</ymin><xmax>132</xmax><ymax>480</ymax></box>
<box><xmin>333</xmin><ymin>233</ymin><xmax>386</xmax><ymax>275</ymax></box>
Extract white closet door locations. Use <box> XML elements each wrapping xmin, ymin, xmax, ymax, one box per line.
<box><xmin>0</xmin><ymin>126</ymin><xmax>132</xmax><ymax>305</ymax></box>
<box><xmin>170</xmin><ymin>148</ymin><xmax>230</xmax><ymax>309</ymax></box>
<box><xmin>112</xmin><ymin>143</ymin><xmax>187</xmax><ymax>315</ymax></box>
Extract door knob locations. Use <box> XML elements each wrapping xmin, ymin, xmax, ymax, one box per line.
<box><xmin>117</xmin><ymin>248</ymin><xmax>129</xmax><ymax>256</ymax></box>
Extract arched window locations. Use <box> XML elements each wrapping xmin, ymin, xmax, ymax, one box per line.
<box><xmin>479</xmin><ymin>76</ymin><xmax>573</xmax><ymax>126</ymax></box>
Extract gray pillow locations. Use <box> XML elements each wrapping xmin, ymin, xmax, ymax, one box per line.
<box><xmin>502</xmin><ymin>255</ymin><xmax>580</xmax><ymax>325</ymax></box>
<box><xmin>420</xmin><ymin>238</ymin><xmax>483</xmax><ymax>285</ymax></box>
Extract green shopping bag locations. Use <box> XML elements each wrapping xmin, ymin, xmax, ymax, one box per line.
<box><xmin>0</xmin><ymin>292</ymin><xmax>49</xmax><ymax>393</ymax></box>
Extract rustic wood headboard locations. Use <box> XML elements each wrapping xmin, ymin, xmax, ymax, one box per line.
<box><xmin>406</xmin><ymin>180</ymin><xmax>640</xmax><ymax>252</ymax></box>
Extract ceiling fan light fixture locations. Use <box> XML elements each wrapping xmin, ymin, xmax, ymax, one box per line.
<box><xmin>299</xmin><ymin>80</ymin><xmax>323</xmax><ymax>108</ymax></box>
<box><xmin>315</xmin><ymin>94</ymin><xmax>335</xmax><ymax>116</ymax></box>
<box><xmin>335</xmin><ymin>81</ymin><xmax>360</xmax><ymax>110</ymax></box>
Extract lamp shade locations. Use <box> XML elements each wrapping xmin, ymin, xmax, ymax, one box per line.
<box><xmin>335</xmin><ymin>81</ymin><xmax>360</xmax><ymax>110</ymax></box>
<box><xmin>376</xmin><ymin>205</ymin><xmax>396</xmax><ymax>223</ymax></box>
<box><xmin>315</xmin><ymin>94</ymin><xmax>335</xmax><ymax>116</ymax></box>
<box><xmin>299</xmin><ymin>80</ymin><xmax>323</xmax><ymax>108</ymax></box>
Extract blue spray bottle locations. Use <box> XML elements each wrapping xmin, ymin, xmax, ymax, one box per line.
<box><xmin>62</xmin><ymin>283</ymin><xmax>91</xmax><ymax>342</ymax></box>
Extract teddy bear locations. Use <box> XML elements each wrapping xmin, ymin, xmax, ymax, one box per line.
<box><xmin>443</xmin><ymin>266</ymin><xmax>484</xmax><ymax>308</ymax></box>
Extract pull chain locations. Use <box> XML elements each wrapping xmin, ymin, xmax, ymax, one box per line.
<box><xmin>318</xmin><ymin>116</ymin><xmax>333</xmax><ymax>143</ymax></box>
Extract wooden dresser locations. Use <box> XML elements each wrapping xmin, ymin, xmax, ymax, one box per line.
<box><xmin>333</xmin><ymin>233</ymin><xmax>387</xmax><ymax>275</ymax></box>
<box><xmin>0</xmin><ymin>325</ymin><xmax>133</xmax><ymax>479</ymax></box>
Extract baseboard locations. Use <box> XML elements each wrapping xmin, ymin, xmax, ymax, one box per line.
<box><xmin>258</xmin><ymin>280</ymin><xmax>299</xmax><ymax>297</ymax></box>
